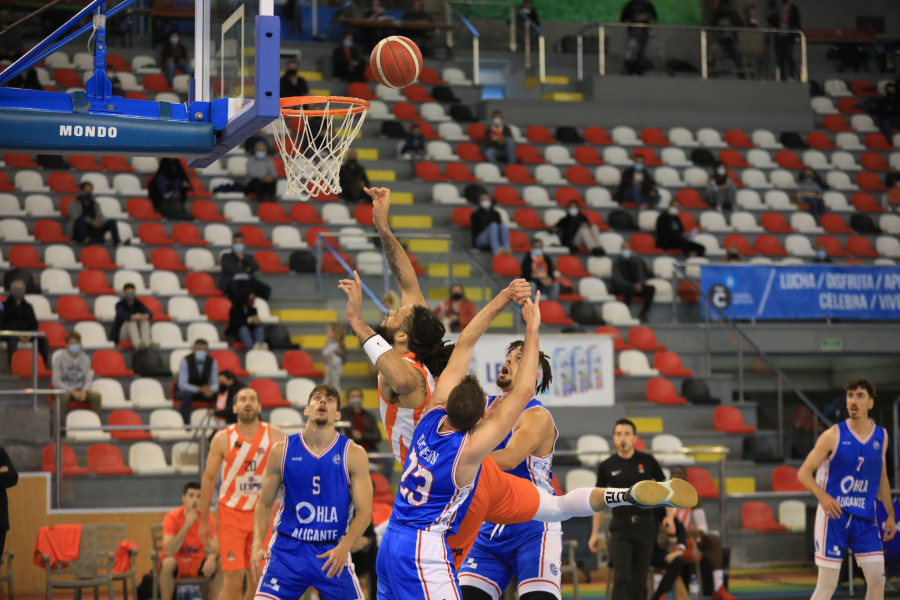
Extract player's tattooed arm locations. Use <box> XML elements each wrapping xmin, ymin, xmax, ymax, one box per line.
<box><xmin>365</xmin><ymin>186</ymin><xmax>426</xmax><ymax>307</ymax></box>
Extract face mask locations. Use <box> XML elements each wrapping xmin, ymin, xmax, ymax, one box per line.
<box><xmin>450</xmin><ymin>292</ymin><xmax>463</xmax><ymax>301</ymax></box>
<box><xmin>727</xmin><ymin>252</ymin><xmax>739</xmax><ymax>260</ymax></box>
<box><xmin>480</xmin><ymin>200</ymin><xmax>492</xmax><ymax>210</ymax></box>
<box><xmin>492</xmin><ymin>118</ymin><xmax>502</xmax><ymax>126</ymax></box>
<box><xmin>195</xmin><ymin>350</ymin><xmax>207</xmax><ymax>361</ymax></box>
<box><xmin>669</xmin><ymin>207</ymin><xmax>679</xmax><ymax>215</ymax></box>
<box><xmin>635</xmin><ymin>163</ymin><xmax>644</xmax><ymax>171</ymax></box>
<box><xmin>233</xmin><ymin>243</ymin><xmax>245</xmax><ymax>253</ymax></box>
<box><xmin>621</xmin><ymin>249</ymin><xmax>632</xmax><ymax>259</ymax></box>
<box><xmin>817</xmin><ymin>250</ymin><xmax>827</xmax><ymax>259</ymax></box>
<box><xmin>255</xmin><ymin>150</ymin><xmax>266</xmax><ymax>159</ymax></box>
<box><xmin>68</xmin><ymin>344</ymin><xmax>81</xmax><ymax>355</ymax></box>
<box><xmin>567</xmin><ymin>207</ymin><xmax>579</xmax><ymax>217</ymax></box>
<box><xmin>219</xmin><ymin>384</ymin><xmax>228</xmax><ymax>394</ymax></box>
<box><xmin>532</xmin><ymin>248</ymin><xmax>543</xmax><ymax>257</ymax></box>
<box><xmin>344</xmin><ymin>39</ymin><xmax>353</xmax><ymax>47</ymax></box>
<box><xmin>716</xmin><ymin>166</ymin><xmax>726</xmax><ymax>175</ymax></box>
<box><xmin>348</xmin><ymin>397</ymin><xmax>363</xmax><ymax>409</ymax></box>
<box><xmin>125</xmin><ymin>293</ymin><xmax>135</xmax><ymax>302</ymax></box>
<box><xmin>170</xmin><ymin>36</ymin><xmax>179</xmax><ymax>44</ymax></box>
<box><xmin>11</xmin><ymin>290</ymin><xmax>24</xmax><ymax>300</ymax></box>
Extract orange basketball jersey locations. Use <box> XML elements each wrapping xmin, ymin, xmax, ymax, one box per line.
<box><xmin>219</xmin><ymin>423</ymin><xmax>273</xmax><ymax>511</ymax></box>
<box><xmin>378</xmin><ymin>353</ymin><xmax>433</xmax><ymax>463</ymax></box>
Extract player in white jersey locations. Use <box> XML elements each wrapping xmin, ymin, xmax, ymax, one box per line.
<box><xmin>798</xmin><ymin>377</ymin><xmax>896</xmax><ymax>600</ymax></box>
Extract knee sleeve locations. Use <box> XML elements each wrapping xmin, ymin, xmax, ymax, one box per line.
<box><xmin>532</xmin><ymin>488</ymin><xmax>594</xmax><ymax>522</ymax></box>
<box><xmin>520</xmin><ymin>592</ymin><xmax>559</xmax><ymax>600</ymax></box>
<box><xmin>460</xmin><ymin>586</ymin><xmax>494</xmax><ymax>600</ymax></box>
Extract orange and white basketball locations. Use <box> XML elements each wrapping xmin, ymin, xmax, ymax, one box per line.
<box><xmin>369</xmin><ymin>36</ymin><xmax>423</xmax><ymax>89</ymax></box>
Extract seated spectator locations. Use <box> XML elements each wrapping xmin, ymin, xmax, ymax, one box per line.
<box><xmin>213</xmin><ymin>369</ymin><xmax>243</xmax><ymax>427</ymax></box>
<box><xmin>520</xmin><ymin>238</ymin><xmax>560</xmax><ymax>301</ymax></box>
<box><xmin>650</xmin><ymin>512</ymin><xmax>686</xmax><ymax>600</ymax></box>
<box><xmin>611</xmin><ymin>241</ymin><xmax>655</xmax><ymax>322</ymax></box>
<box><xmin>711</xmin><ymin>0</ymin><xmax>745</xmax><ymax>78</ymax></box>
<box><xmin>400</xmin><ymin>123</ymin><xmax>427</xmax><ymax>160</ymax></box>
<box><xmin>161</xmin><ymin>28</ymin><xmax>189</xmax><ymax>87</ymax></box>
<box><xmin>245</xmin><ymin>141</ymin><xmax>277</xmax><ymax>201</ymax></box>
<box><xmin>51</xmin><ymin>331</ymin><xmax>101</xmax><ymax>419</ymax></box>
<box><xmin>552</xmin><ymin>200</ymin><xmax>606</xmax><ymax>255</ymax></box>
<box><xmin>794</xmin><ymin>167</ymin><xmax>827</xmax><ymax>223</ymax></box>
<box><xmin>883</xmin><ymin>177</ymin><xmax>900</xmax><ymax>213</ymax></box>
<box><xmin>433</xmin><ymin>284</ymin><xmax>477</xmax><ymax>332</ymax></box>
<box><xmin>174</xmin><ymin>339</ymin><xmax>218</xmax><ymax>424</ymax></box>
<box><xmin>471</xmin><ymin>194</ymin><xmax>512</xmax><ymax>255</ymax></box>
<box><xmin>401</xmin><ymin>0</ymin><xmax>434</xmax><ymax>57</ymax></box>
<box><xmin>656</xmin><ymin>199</ymin><xmax>706</xmax><ymax>257</ymax></box>
<box><xmin>220</xmin><ymin>233</ymin><xmax>272</xmax><ymax>302</ymax></box>
<box><xmin>112</xmin><ymin>283</ymin><xmax>154</xmax><ymax>348</ymax></box>
<box><xmin>0</xmin><ymin>279</ymin><xmax>49</xmax><ymax>366</ymax></box>
<box><xmin>706</xmin><ymin>161</ymin><xmax>735</xmax><ymax>212</ymax></box>
<box><xmin>340</xmin><ymin>387</ymin><xmax>382</xmax><ymax>452</ymax></box>
<box><xmin>617</xmin><ymin>155</ymin><xmax>659</xmax><ymax>209</ymax></box>
<box><xmin>159</xmin><ymin>483</ymin><xmax>221</xmax><ymax>600</ymax></box>
<box><xmin>812</xmin><ymin>243</ymin><xmax>832</xmax><ymax>263</ymax></box>
<box><xmin>874</xmin><ymin>82</ymin><xmax>900</xmax><ymax>140</ymax></box>
<box><xmin>279</xmin><ymin>60</ymin><xmax>309</xmax><ymax>98</ymax></box>
<box><xmin>150</xmin><ymin>158</ymin><xmax>191</xmax><ymax>219</ymax></box>
<box><xmin>68</xmin><ymin>182</ymin><xmax>122</xmax><ymax>246</ymax></box>
<box><xmin>332</xmin><ymin>33</ymin><xmax>367</xmax><ymax>82</ymax></box>
<box><xmin>724</xmin><ymin>244</ymin><xmax>742</xmax><ymax>262</ymax></box>
<box><xmin>339</xmin><ymin>150</ymin><xmax>371</xmax><ymax>203</ymax></box>
<box><xmin>483</xmin><ymin>110</ymin><xmax>517</xmax><ymax>165</ymax></box>
<box><xmin>226</xmin><ymin>290</ymin><xmax>267</xmax><ymax>350</ymax></box>
<box><xmin>106</xmin><ymin>65</ymin><xmax>124</xmax><ymax>96</ymax></box>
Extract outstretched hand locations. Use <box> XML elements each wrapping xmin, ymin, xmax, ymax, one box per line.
<box><xmin>364</xmin><ymin>187</ymin><xmax>391</xmax><ymax>226</ymax></box>
<box><xmin>338</xmin><ymin>271</ymin><xmax>364</xmax><ymax>322</ymax></box>
<box><xmin>503</xmin><ymin>278</ymin><xmax>532</xmax><ymax>306</ymax></box>
<box><xmin>522</xmin><ymin>291</ymin><xmax>541</xmax><ymax>328</ymax></box>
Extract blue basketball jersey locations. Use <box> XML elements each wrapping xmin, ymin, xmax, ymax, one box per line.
<box><xmin>390</xmin><ymin>407</ymin><xmax>480</xmax><ymax>535</ymax></box>
<box><xmin>816</xmin><ymin>420</ymin><xmax>886</xmax><ymax>520</ymax></box>
<box><xmin>273</xmin><ymin>432</ymin><xmax>353</xmax><ymax>543</ymax></box>
<box><xmin>483</xmin><ymin>395</ymin><xmax>557</xmax><ymax>494</ymax></box>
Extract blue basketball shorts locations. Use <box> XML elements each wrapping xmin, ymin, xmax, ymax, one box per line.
<box><xmin>376</xmin><ymin>523</ymin><xmax>460</xmax><ymax>600</ymax></box>
<box><xmin>254</xmin><ymin>534</ymin><xmax>364</xmax><ymax>600</ymax></box>
<box><xmin>814</xmin><ymin>506</ymin><xmax>884</xmax><ymax>568</ymax></box>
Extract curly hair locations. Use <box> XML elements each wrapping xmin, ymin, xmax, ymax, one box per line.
<box><xmin>845</xmin><ymin>377</ymin><xmax>876</xmax><ymax>399</ymax></box>
<box><xmin>403</xmin><ymin>305</ymin><xmax>454</xmax><ymax>377</ymax></box>
<box><xmin>506</xmin><ymin>340</ymin><xmax>553</xmax><ymax>395</ymax></box>
<box><xmin>446</xmin><ymin>374</ymin><xmax>486</xmax><ymax>432</ymax></box>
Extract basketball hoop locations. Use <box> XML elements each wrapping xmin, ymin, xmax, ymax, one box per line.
<box><xmin>271</xmin><ymin>96</ymin><xmax>370</xmax><ymax>201</ymax></box>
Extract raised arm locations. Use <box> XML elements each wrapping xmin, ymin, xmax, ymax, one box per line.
<box><xmin>366</xmin><ymin>186</ymin><xmax>426</xmax><ymax>307</ymax></box>
<box><xmin>251</xmin><ymin>441</ymin><xmax>284</xmax><ymax>581</ymax></box>
<box><xmin>427</xmin><ymin>279</ymin><xmax>532</xmax><ymax>411</ymax></box>
<box><xmin>490</xmin><ymin>407</ymin><xmax>554</xmax><ymax>471</ymax></box>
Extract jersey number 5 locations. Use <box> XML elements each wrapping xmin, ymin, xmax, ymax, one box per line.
<box><xmin>399</xmin><ymin>448</ymin><xmax>433</xmax><ymax>506</ymax></box>
<box><xmin>312</xmin><ymin>475</ymin><xmax>320</xmax><ymax>495</ymax></box>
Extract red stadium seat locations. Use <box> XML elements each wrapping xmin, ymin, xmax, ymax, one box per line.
<box><xmin>686</xmin><ymin>467</ymin><xmax>719</xmax><ymax>498</ymax></box>
<box><xmin>723</xmin><ymin>234</ymin><xmax>757</xmax><ymax>256</ymax></box>
<box><xmin>515</xmin><ymin>145</ymin><xmax>545</xmax><ymax>164</ymax></box>
<box><xmin>9</xmin><ymin>245</ymin><xmax>45</xmax><ymax>269</ymax></box>
<box><xmin>861</xmin><ymin>153</ymin><xmax>890</xmax><ymax>171</ymax></box>
<box><xmin>127</xmin><ymin>198</ymin><xmax>162</xmax><ymax>221</ymax></box>
<box><xmin>238</xmin><ymin>225</ymin><xmax>273</xmax><ymax>248</ymax></box>
<box><xmin>34</xmin><ymin>220</ymin><xmax>70</xmax><ymax>243</ymax></box>
<box><xmin>846</xmin><ymin>236</ymin><xmax>879</xmax><ymax>258</ymax></box>
<box><xmin>347</xmin><ymin>82</ymin><xmax>375</xmax><ymax>100</ymax></box>
<box><xmin>513</xmin><ymin>208</ymin><xmax>546</xmax><ymax>230</ymax></box>
<box><xmin>653</xmin><ymin>351</ymin><xmax>694</xmax><ymax>377</ymax></box>
<box><xmin>676</xmin><ymin>189</ymin><xmax>707</xmax><ymax>209</ymax></box>
<box><xmin>39</xmin><ymin>322</ymin><xmax>67</xmax><ymax>349</ymax></box>
<box><xmin>538</xmin><ymin>300</ymin><xmax>573</xmax><ymax>325</ymax></box>
<box><xmin>584</xmin><ymin>126</ymin><xmax>613</xmax><ymax>145</ymax></box>
<box><xmin>124</xmin><ymin>91</ymin><xmax>148</xmax><ymax>101</ymax></box>
<box><xmin>81</xmin><ymin>247</ymin><xmax>118</xmax><ymax>270</ymax></box>
<box><xmin>151</xmin><ymin>248</ymin><xmax>188</xmax><ymax>272</ymax></box>
<box><xmin>282</xmin><ymin>350</ymin><xmax>325</xmax><ymax>378</ymax></box>
<box><xmin>69</xmin><ymin>155</ymin><xmax>102</xmax><ymax>171</ymax></box>
<box><xmin>415</xmin><ymin>161</ymin><xmax>446</xmax><ymax>181</ymax></box>
<box><xmin>101</xmin><ymin>156</ymin><xmax>134</xmax><ymax>172</ymax></box>
<box><xmin>574</xmin><ymin>146</ymin><xmax>604</xmax><ymax>165</ymax></box>
<box><xmin>509</xmin><ymin>230</ymin><xmax>531</xmax><ymax>252</ymax></box>
<box><xmin>446</xmin><ymin>162</ymin><xmax>478</xmax><ymax>182</ymax></box>
<box><xmin>714</xmin><ymin>406</ymin><xmax>756</xmax><ymax>434</ymax></box>
<box><xmin>0</xmin><ymin>172</ymin><xmax>13</xmax><ymax>191</ymax></box>
<box><xmin>775</xmin><ymin>150</ymin><xmax>804</xmax><ymax>169</ymax></box>
<box><xmin>806</xmin><ymin>132</ymin><xmax>837</xmax><ymax>150</ymax></box>
<box><xmin>11</xmin><ymin>351</ymin><xmax>52</xmax><ymax>378</ymax></box>
<box><xmin>249</xmin><ymin>379</ymin><xmax>292</xmax><ymax>408</ymax></box>
<box><xmin>677</xmin><ymin>279</ymin><xmax>702</xmax><ymax>304</ymax></box>
<box><xmin>42</xmin><ymin>445</ymin><xmax>90</xmax><ymax>476</ymax></box>
<box><xmin>322</xmin><ymin>252</ymin><xmax>354</xmax><ymax>275</ymax></box>
<box><xmin>392</xmin><ymin>102</ymin><xmax>421</xmax><ymax>120</ymax></box>
<box><xmin>456</xmin><ymin>142</ymin><xmax>485</xmax><ymax>162</ymax></box>
<box><xmin>555</xmin><ymin>187</ymin><xmax>584</xmax><ymax>207</ymax></box>
<box><xmin>823</xmin><ymin>115</ymin><xmax>852</xmax><ymax>132</ymax></box>
<box><xmin>718</xmin><ymin>149</ymin><xmax>749</xmax><ymax>168</ymax></box>
<box><xmin>836</xmin><ymin>97</ymin><xmax>864</xmax><ymax>114</ymax></box>
<box><xmin>54</xmin><ymin>68</ymin><xmax>81</xmax><ymax>87</ymax></box>
<box><xmin>595</xmin><ymin>326</ymin><xmax>631</xmax><ymax>351</ymax></box>
<box><xmin>108</xmin><ymin>410</ymin><xmax>152</xmax><ymax>441</ymax></box>
<box><xmin>850</xmin><ymin>80</ymin><xmax>878</xmax><ymax>97</ymax></box>
<box><xmin>172</xmin><ymin>223</ymin><xmax>208</xmax><ymax>246</ymax></box>
<box><xmin>632</xmin><ymin>147</ymin><xmax>662</xmax><ymax>166</ymax></box>
<box><xmin>404</xmin><ymin>84</ymin><xmax>433</xmax><ymax>102</ymax></box>
<box><xmin>631</xmin><ymin>232</ymin><xmax>663</xmax><ymax>255</ymax></box>
<box><xmin>92</xmin><ymin>349</ymin><xmax>135</xmax><ymax>377</ymax></box>
<box><xmin>87</xmin><ymin>443</ymin><xmax>133</xmax><ymax>475</ymax></box>
<box><xmin>864</xmin><ymin>133</ymin><xmax>893</xmax><ymax>151</ymax></box>
<box><xmin>566</xmin><ymin>166</ymin><xmax>596</xmax><ymax>185</ymax></box>
<box><xmin>526</xmin><ymin>125</ymin><xmax>555</xmax><ymax>144</ymax></box>
<box><xmin>371</xmin><ymin>473</ymin><xmax>394</xmax><ymax>505</ymax></box>
<box><xmin>556</xmin><ymin>256</ymin><xmax>590</xmax><ymax>278</ymax></box>
<box><xmin>852</xmin><ymin>194</ymin><xmax>881</xmax><ymax>213</ymax></box>
<box><xmin>467</xmin><ymin>124</ymin><xmax>487</xmax><ymax>142</ymax></box>
<box><xmin>754</xmin><ymin>234</ymin><xmax>788</xmax><ymax>257</ymax></box>
<box><xmin>290</xmin><ymin>203</ymin><xmax>323</xmax><ymax>225</ymax></box>
<box><xmin>857</xmin><ymin>172</ymin><xmax>886</xmax><ymax>191</ymax></box>
<box><xmin>142</xmin><ymin>73</ymin><xmax>171</xmax><ymax>92</ymax></box>
<box><xmin>742</xmin><ymin>501</ymin><xmax>786</xmax><ymax>532</ymax></box>
<box><xmin>816</xmin><ymin>235</ymin><xmax>849</xmax><ymax>257</ymax></box>
<box><xmin>58</xmin><ymin>296</ymin><xmax>96</xmax><ymax>321</ymax></box>
<box><xmin>725</xmin><ymin>130</ymin><xmax>754</xmax><ymax>148</ymax></box>
<box><xmin>258</xmin><ymin>202</ymin><xmax>291</xmax><ymax>224</ymax></box>
<box><xmin>646</xmin><ymin>378</ymin><xmax>686</xmax><ymax>405</ymax></box>
<box><xmin>492</xmin><ymin>255</ymin><xmax>521</xmax><ymax>277</ymax></box>
<box><xmin>451</xmin><ymin>207</ymin><xmax>473</xmax><ymax>228</ymax></box>
<box><xmin>205</xmin><ymin>298</ymin><xmax>232</xmax><ymax>323</ymax></box>
<box><xmin>630</xmin><ymin>327</ymin><xmax>666</xmax><ymax>352</ymax></box>
<box><xmin>641</xmin><ymin>128</ymin><xmax>670</xmax><ymax>147</ymax></box>
<box><xmin>138</xmin><ymin>223</ymin><xmax>174</xmax><ymax>245</ymax></box>
<box><xmin>185</xmin><ymin>272</ymin><xmax>222</xmax><ymax>297</ymax></box>
<box><xmin>191</xmin><ymin>200</ymin><xmax>226</xmax><ymax>222</ymax></box>
<box><xmin>820</xmin><ymin>214</ymin><xmax>853</xmax><ymax>234</ymax></box>
<box><xmin>4</xmin><ymin>153</ymin><xmax>38</xmax><ymax>168</ymax></box>
<box><xmin>760</xmin><ymin>212</ymin><xmax>793</xmax><ymax>233</ymax></box>
<box><xmin>212</xmin><ymin>349</ymin><xmax>249</xmax><ymax>377</ymax></box>
<box><xmin>48</xmin><ymin>172</ymin><xmax>81</xmax><ymax>193</ymax></box>
<box><xmin>406</xmin><ymin>251</ymin><xmax>427</xmax><ymax>276</ymax></box>
<box><xmin>494</xmin><ymin>185</ymin><xmax>525</xmax><ymax>206</ymax></box>
<box><xmin>254</xmin><ymin>251</ymin><xmax>291</xmax><ymax>273</ymax></box>
<box><xmin>78</xmin><ymin>270</ymin><xmax>115</xmax><ymax>295</ymax></box>
<box><xmin>505</xmin><ymin>164</ymin><xmax>537</xmax><ymax>184</ymax></box>
<box><xmin>418</xmin><ymin>67</ymin><xmax>444</xmax><ymax>84</ymax></box>
<box><xmin>772</xmin><ymin>465</ymin><xmax>805</xmax><ymax>492</ymax></box>
<box><xmin>306</xmin><ymin>227</ymin><xmax>336</xmax><ymax>248</ymax></box>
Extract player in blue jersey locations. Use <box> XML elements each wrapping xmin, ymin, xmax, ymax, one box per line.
<box><xmin>250</xmin><ymin>384</ymin><xmax>372</xmax><ymax>600</ymax></box>
<box><xmin>798</xmin><ymin>377</ymin><xmax>896</xmax><ymax>600</ymax></box>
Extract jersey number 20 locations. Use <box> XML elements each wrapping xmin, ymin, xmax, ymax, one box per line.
<box><xmin>399</xmin><ymin>448</ymin><xmax>433</xmax><ymax>506</ymax></box>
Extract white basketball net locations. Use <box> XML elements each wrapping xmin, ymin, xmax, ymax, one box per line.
<box><xmin>271</xmin><ymin>97</ymin><xmax>370</xmax><ymax>201</ymax></box>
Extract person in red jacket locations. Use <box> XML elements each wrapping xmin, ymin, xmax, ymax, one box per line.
<box><xmin>433</xmin><ymin>283</ymin><xmax>476</xmax><ymax>333</ymax></box>
<box><xmin>160</xmin><ymin>483</ymin><xmax>221</xmax><ymax>600</ymax></box>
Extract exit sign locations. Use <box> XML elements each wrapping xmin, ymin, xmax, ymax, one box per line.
<box><xmin>821</xmin><ymin>337</ymin><xmax>843</xmax><ymax>351</ymax></box>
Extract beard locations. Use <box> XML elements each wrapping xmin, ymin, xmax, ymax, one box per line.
<box><xmin>373</xmin><ymin>324</ymin><xmax>396</xmax><ymax>345</ymax></box>
<box><xmin>237</xmin><ymin>410</ymin><xmax>258</xmax><ymax>424</ymax></box>
<box><xmin>496</xmin><ymin>374</ymin><xmax>512</xmax><ymax>389</ymax></box>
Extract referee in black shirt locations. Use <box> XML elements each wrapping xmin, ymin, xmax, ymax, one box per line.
<box><xmin>589</xmin><ymin>418</ymin><xmax>673</xmax><ymax>600</ymax></box>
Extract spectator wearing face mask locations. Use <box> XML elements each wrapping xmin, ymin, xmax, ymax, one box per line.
<box><xmin>213</xmin><ymin>369</ymin><xmax>244</xmax><ymax>427</ymax></box>
<box><xmin>339</xmin><ymin>150</ymin><xmax>371</xmax><ymax>203</ymax></box>
<box><xmin>433</xmin><ymin>284</ymin><xmax>477</xmax><ymax>333</ymax></box>
<box><xmin>279</xmin><ymin>60</ymin><xmax>309</xmax><ymax>98</ymax></box>
<box><xmin>471</xmin><ymin>194</ymin><xmax>512</xmax><ymax>255</ymax></box>
<box><xmin>0</xmin><ymin>279</ymin><xmax>49</xmax><ymax>366</ymax></box>
<box><xmin>812</xmin><ymin>243</ymin><xmax>832</xmax><ymax>263</ymax></box>
<box><xmin>245</xmin><ymin>141</ymin><xmax>277</xmax><ymax>201</ymax></box>
<box><xmin>332</xmin><ymin>33</ymin><xmax>367</xmax><ymax>82</ymax></box>
<box><xmin>618</xmin><ymin>155</ymin><xmax>659</xmax><ymax>209</ymax></box>
<box><xmin>611</xmin><ymin>241</ymin><xmax>655</xmax><ymax>323</ymax></box>
<box><xmin>552</xmin><ymin>200</ymin><xmax>606</xmax><ymax>256</ymax></box>
<box><xmin>161</xmin><ymin>28</ymin><xmax>189</xmax><ymax>87</ymax></box>
<box><xmin>174</xmin><ymin>339</ymin><xmax>218</xmax><ymax>424</ymax></box>
<box><xmin>220</xmin><ymin>233</ymin><xmax>272</xmax><ymax>302</ymax></box>
<box><xmin>341</xmin><ymin>387</ymin><xmax>382</xmax><ymax>452</ymax></box>
<box><xmin>112</xmin><ymin>283</ymin><xmax>154</xmax><ymax>348</ymax></box>
<box><xmin>794</xmin><ymin>167</ymin><xmax>827</xmax><ymax>223</ymax></box>
<box><xmin>69</xmin><ymin>182</ymin><xmax>122</xmax><ymax>246</ymax></box>
<box><xmin>655</xmin><ymin>199</ymin><xmax>706</xmax><ymax>257</ymax></box>
<box><xmin>520</xmin><ymin>238</ymin><xmax>560</xmax><ymax>301</ymax></box>
<box><xmin>707</xmin><ymin>161</ymin><xmax>735</xmax><ymax>212</ymax></box>
<box><xmin>483</xmin><ymin>110</ymin><xmax>517</xmax><ymax>165</ymax></box>
<box><xmin>52</xmin><ymin>331</ymin><xmax>101</xmax><ymax>419</ymax></box>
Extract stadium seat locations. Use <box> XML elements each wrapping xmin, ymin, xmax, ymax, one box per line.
<box><xmin>820</xmin><ymin>214</ymin><xmax>853</xmax><ymax>234</ymax></box>
<box><xmin>9</xmin><ymin>245</ymin><xmax>45</xmax><ymax>269</ymax></box>
<box><xmin>574</xmin><ymin>146</ymin><xmax>604</xmax><ymax>165</ymax></box>
<box><xmin>151</xmin><ymin>248</ymin><xmax>188</xmax><ymax>272</ymax></box>
<box><xmin>618</xmin><ymin>350</ymin><xmax>658</xmax><ymax>376</ymax></box>
<box><xmin>864</xmin><ymin>133</ymin><xmax>892</xmax><ymax>151</ymax></box>
<box><xmin>850</xmin><ymin>193</ymin><xmax>882</xmax><ymax>213</ymax></box>
<box><xmin>856</xmin><ymin>172</ymin><xmax>886</xmax><ymax>191</ymax></box>
<box><xmin>595</xmin><ymin>326</ymin><xmax>630</xmax><ymax>351</ymax></box>
<box><xmin>92</xmin><ymin>349</ymin><xmax>134</xmax><ymax>377</ymax></box>
<box><xmin>725</xmin><ymin>130</ymin><xmax>754</xmax><ymax>148</ymax></box>
<box><xmin>742</xmin><ymin>501</ymin><xmax>786</xmax><ymax>532</ymax></box>
<box><xmin>138</xmin><ymin>223</ymin><xmax>174</xmax><ymax>245</ymax></box>
<box><xmin>281</xmin><ymin>350</ymin><xmax>325</xmax><ymax>378</ymax></box>
<box><xmin>575</xmin><ymin>435</ymin><xmax>610</xmax><ymax>467</ymax></box>
<box><xmin>108</xmin><ymin>410</ymin><xmax>153</xmax><ymax>441</ymax></box>
<box><xmin>584</xmin><ymin>126</ymin><xmax>613</xmax><ymax>145</ymax></box>
<box><xmin>629</xmin><ymin>327</ymin><xmax>666</xmax><ymax>352</ymax></box>
<box><xmin>87</xmin><ymin>443</ymin><xmax>133</xmax><ymax>475</ymax></box>
<box><xmin>81</xmin><ymin>247</ymin><xmax>118</xmax><ymax>270</ymax></box>
<box><xmin>723</xmin><ymin>234</ymin><xmax>757</xmax><ymax>256</ymax></box>
<box><xmin>42</xmin><ymin>444</ymin><xmax>90</xmax><ymax>476</ymax></box>
<box><xmin>846</xmin><ymin>236</ymin><xmax>879</xmax><ymax>258</ymax></box>
<box><xmin>515</xmin><ymin>144</ymin><xmax>545</xmax><ymax>164</ymax></box>
<box><xmin>771</xmin><ymin>465</ymin><xmax>805</xmax><ymax>492</ymax></box>
<box><xmin>66</xmin><ymin>410</ymin><xmax>110</xmax><ymax>441</ymax></box>
<box><xmin>491</xmin><ymin>255</ymin><xmax>521</xmax><ymax>277</ymax></box>
<box><xmin>538</xmin><ymin>301</ymin><xmax>573</xmax><ymax>325</ymax></box>
<box><xmin>191</xmin><ymin>200</ymin><xmax>226</xmax><ymax>222</ymax></box>
<box><xmin>714</xmin><ymin>406</ymin><xmax>756</xmax><ymax>434</ymax></box>
<box><xmin>754</xmin><ymin>234</ymin><xmax>788</xmax><ymax>257</ymax></box>
<box><xmin>258</xmin><ymin>202</ymin><xmax>292</xmax><ymax>224</ymax></box>
<box><xmin>211</xmin><ymin>349</ymin><xmax>249</xmax><ymax>377</ymax></box>
<box><xmin>556</xmin><ymin>256</ymin><xmax>591</xmax><ymax>278</ymax></box>
<box><xmin>823</xmin><ymin>115</ymin><xmax>851</xmax><ymax>132</ymax></box>
<box><xmin>39</xmin><ymin>322</ymin><xmax>67</xmax><ymax>349</ymax></box>
<box><xmin>75</xmin><ymin>270</ymin><xmax>114</xmax><ymax>295</ymax></box>
<box><xmin>130</xmin><ymin>378</ymin><xmax>171</xmax><ymax>409</ymax></box>
<box><xmin>184</xmin><ymin>272</ymin><xmax>222</xmax><ymax>298</ymax></box>
<box><xmin>640</xmin><ymin>127</ymin><xmax>669</xmax><ymax>147</ymax></box>
<box><xmin>653</xmin><ymin>351</ymin><xmax>693</xmax><ymax>377</ymax></box>
<box><xmin>504</xmin><ymin>164</ymin><xmax>536</xmax><ymax>184</ymax></box>
<box><xmin>34</xmin><ymin>220</ymin><xmax>70</xmax><ymax>243</ymax></box>
<box><xmin>526</xmin><ymin>126</ymin><xmax>555</xmax><ymax>144</ymax></box>
<box><xmin>246</xmin><ymin>349</ymin><xmax>287</xmax><ymax>377</ymax></box>
<box><xmin>10</xmin><ymin>350</ymin><xmax>52</xmax><ymax>378</ymax></box>
<box><xmin>171</xmin><ymin>223</ymin><xmax>208</xmax><ymax>246</ymax></box>
<box><xmin>646</xmin><ymin>378</ymin><xmax>686</xmax><ymax>405</ymax></box>
<box><xmin>816</xmin><ymin>235</ymin><xmax>849</xmax><ymax>257</ymax></box>
<box><xmin>201</xmin><ymin>297</ymin><xmax>230</xmax><ymax>323</ymax></box>
<box><xmin>685</xmin><ymin>467</ymin><xmax>719</xmax><ymax>499</ymax></box>
<box><xmin>612</xmin><ymin>126</ymin><xmax>640</xmax><ymax>146</ymax></box>
<box><xmin>129</xmin><ymin>441</ymin><xmax>176</xmax><ymax>475</ymax></box>
<box><xmin>778</xmin><ymin>500</ymin><xmax>807</xmax><ymax>532</ymax></box>
<box><xmin>249</xmin><ymin>379</ymin><xmax>292</xmax><ymax>407</ymax></box>
<box><xmin>289</xmin><ymin>203</ymin><xmax>323</xmax><ymax>225</ymax></box>
<box><xmin>651</xmin><ymin>433</ymin><xmax>693</xmax><ymax>465</ymax></box>
<box><xmin>127</xmin><ymin>198</ymin><xmax>162</xmax><ymax>221</ymax></box>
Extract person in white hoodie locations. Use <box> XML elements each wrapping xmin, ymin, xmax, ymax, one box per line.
<box><xmin>52</xmin><ymin>331</ymin><xmax>101</xmax><ymax>419</ymax></box>
<box><xmin>322</xmin><ymin>322</ymin><xmax>346</xmax><ymax>394</ymax></box>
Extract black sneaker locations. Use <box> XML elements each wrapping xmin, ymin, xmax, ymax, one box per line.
<box><xmin>626</xmin><ymin>479</ymin><xmax>698</xmax><ymax>509</ymax></box>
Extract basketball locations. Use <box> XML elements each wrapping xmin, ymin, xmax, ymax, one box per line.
<box><xmin>369</xmin><ymin>36</ymin><xmax>423</xmax><ymax>89</ymax></box>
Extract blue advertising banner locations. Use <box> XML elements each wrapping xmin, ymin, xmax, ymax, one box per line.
<box><xmin>699</xmin><ymin>265</ymin><xmax>900</xmax><ymax>320</ymax></box>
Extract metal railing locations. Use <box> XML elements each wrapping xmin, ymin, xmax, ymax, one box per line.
<box><xmin>520</xmin><ymin>11</ymin><xmax>546</xmax><ymax>83</ymax></box>
<box><xmin>578</xmin><ymin>22</ymin><xmax>807</xmax><ymax>83</ymax></box>
<box><xmin>445</xmin><ymin>0</ymin><xmax>516</xmax><ymax>53</ymax></box>
<box><xmin>0</xmin><ymin>329</ymin><xmax>48</xmax><ymax>407</ymax></box>
<box><xmin>454</xmin><ymin>11</ymin><xmax>481</xmax><ymax>86</ymax></box>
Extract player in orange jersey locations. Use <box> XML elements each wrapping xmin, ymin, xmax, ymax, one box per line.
<box><xmin>200</xmin><ymin>388</ymin><xmax>285</xmax><ymax>600</ymax></box>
